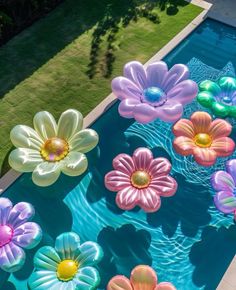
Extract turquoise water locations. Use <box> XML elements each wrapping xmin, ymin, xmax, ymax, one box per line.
<box><xmin>2</xmin><ymin>19</ymin><xmax>236</xmax><ymax>290</ymax></box>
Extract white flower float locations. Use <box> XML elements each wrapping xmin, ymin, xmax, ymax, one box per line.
<box><xmin>9</xmin><ymin>109</ymin><xmax>98</xmax><ymax>187</ymax></box>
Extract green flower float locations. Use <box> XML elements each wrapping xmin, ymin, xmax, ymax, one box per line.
<box><xmin>9</xmin><ymin>109</ymin><xmax>98</xmax><ymax>187</ymax></box>
<box><xmin>28</xmin><ymin>232</ymin><xmax>103</xmax><ymax>290</ymax></box>
<box><xmin>197</xmin><ymin>76</ymin><xmax>236</xmax><ymax>118</ymax></box>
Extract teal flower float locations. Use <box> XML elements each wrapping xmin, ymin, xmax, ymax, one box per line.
<box><xmin>28</xmin><ymin>232</ymin><xmax>103</xmax><ymax>290</ymax></box>
<box><xmin>197</xmin><ymin>76</ymin><xmax>236</xmax><ymax>118</ymax></box>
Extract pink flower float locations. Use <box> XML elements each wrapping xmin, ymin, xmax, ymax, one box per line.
<box><xmin>107</xmin><ymin>265</ymin><xmax>176</xmax><ymax>290</ymax></box>
<box><xmin>172</xmin><ymin>111</ymin><xmax>235</xmax><ymax>166</ymax></box>
<box><xmin>112</xmin><ymin>60</ymin><xmax>198</xmax><ymax>123</ymax></box>
<box><xmin>105</xmin><ymin>148</ymin><xmax>177</xmax><ymax>212</ymax></box>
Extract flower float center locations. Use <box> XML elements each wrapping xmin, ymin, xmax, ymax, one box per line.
<box><xmin>40</xmin><ymin>137</ymin><xmax>69</xmax><ymax>162</ymax></box>
<box><xmin>131</xmin><ymin>170</ymin><xmax>151</xmax><ymax>189</ymax></box>
<box><xmin>0</xmin><ymin>225</ymin><xmax>13</xmax><ymax>247</ymax></box>
<box><xmin>57</xmin><ymin>259</ymin><xmax>78</xmax><ymax>282</ymax></box>
<box><xmin>194</xmin><ymin>133</ymin><xmax>212</xmax><ymax>148</ymax></box>
<box><xmin>143</xmin><ymin>86</ymin><xmax>166</xmax><ymax>106</ymax></box>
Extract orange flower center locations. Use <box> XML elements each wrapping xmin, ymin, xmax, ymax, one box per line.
<box><xmin>194</xmin><ymin>133</ymin><xmax>212</xmax><ymax>148</ymax></box>
<box><xmin>40</xmin><ymin>137</ymin><xmax>69</xmax><ymax>162</ymax></box>
<box><xmin>57</xmin><ymin>259</ymin><xmax>78</xmax><ymax>281</ymax></box>
<box><xmin>131</xmin><ymin>171</ymin><xmax>151</xmax><ymax>189</ymax></box>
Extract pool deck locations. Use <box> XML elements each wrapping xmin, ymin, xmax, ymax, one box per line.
<box><xmin>0</xmin><ymin>0</ymin><xmax>236</xmax><ymax>289</ymax></box>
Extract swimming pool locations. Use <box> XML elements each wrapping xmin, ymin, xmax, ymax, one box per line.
<box><xmin>2</xmin><ymin>18</ymin><xmax>236</xmax><ymax>290</ymax></box>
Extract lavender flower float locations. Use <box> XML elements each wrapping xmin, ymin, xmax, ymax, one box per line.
<box><xmin>0</xmin><ymin>198</ymin><xmax>42</xmax><ymax>272</ymax></box>
<box><xmin>112</xmin><ymin>61</ymin><xmax>198</xmax><ymax>123</ymax></box>
<box><xmin>211</xmin><ymin>159</ymin><xmax>236</xmax><ymax>221</ymax></box>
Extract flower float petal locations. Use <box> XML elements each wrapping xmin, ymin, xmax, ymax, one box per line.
<box><xmin>0</xmin><ymin>197</ymin><xmax>42</xmax><ymax>273</ymax></box>
<box><xmin>211</xmin><ymin>159</ymin><xmax>236</xmax><ymax>220</ymax></box>
<box><xmin>173</xmin><ymin>111</ymin><xmax>235</xmax><ymax>166</ymax></box>
<box><xmin>112</xmin><ymin>61</ymin><xmax>198</xmax><ymax>124</ymax></box>
<box><xmin>105</xmin><ymin>148</ymin><xmax>177</xmax><ymax>212</ymax></box>
<box><xmin>197</xmin><ymin>76</ymin><xmax>236</xmax><ymax>118</ymax></box>
<box><xmin>9</xmin><ymin>109</ymin><xmax>99</xmax><ymax>187</ymax></box>
<box><xmin>28</xmin><ymin>232</ymin><xmax>103</xmax><ymax>290</ymax></box>
<box><xmin>107</xmin><ymin>265</ymin><xmax>176</xmax><ymax>290</ymax></box>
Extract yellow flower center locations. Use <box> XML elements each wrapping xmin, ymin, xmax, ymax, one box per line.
<box><xmin>194</xmin><ymin>133</ymin><xmax>212</xmax><ymax>148</ymax></box>
<box><xmin>57</xmin><ymin>259</ymin><xmax>78</xmax><ymax>281</ymax></box>
<box><xmin>40</xmin><ymin>137</ymin><xmax>69</xmax><ymax>162</ymax></box>
<box><xmin>131</xmin><ymin>171</ymin><xmax>151</xmax><ymax>189</ymax></box>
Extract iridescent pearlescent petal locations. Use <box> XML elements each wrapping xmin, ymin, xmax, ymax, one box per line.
<box><xmin>161</xmin><ymin>64</ymin><xmax>190</xmax><ymax>93</ymax></box>
<box><xmin>148</xmin><ymin>158</ymin><xmax>172</xmax><ymax>177</ymax></box>
<box><xmin>208</xmin><ymin>119</ymin><xmax>232</xmax><ymax>139</ymax></box>
<box><xmin>34</xmin><ymin>246</ymin><xmax>61</xmax><ymax>271</ymax></box>
<box><xmin>133</xmin><ymin>103</ymin><xmax>157</xmax><ymax>124</ymax></box>
<box><xmin>112</xmin><ymin>77</ymin><xmax>143</xmax><ymax>101</ymax></box>
<box><xmin>118</xmin><ymin>99</ymin><xmax>141</xmax><ymax>119</ymax></box>
<box><xmin>197</xmin><ymin>91</ymin><xmax>215</xmax><ymax>109</ymax></box>
<box><xmin>130</xmin><ymin>265</ymin><xmax>158</xmax><ymax>290</ymax></box>
<box><xmin>33</xmin><ymin>111</ymin><xmax>57</xmax><ymax>141</ymax></box>
<box><xmin>76</xmin><ymin>241</ymin><xmax>103</xmax><ymax>267</ymax></box>
<box><xmin>193</xmin><ymin>148</ymin><xmax>217</xmax><ymax>166</ymax></box>
<box><xmin>211</xmin><ymin>171</ymin><xmax>235</xmax><ymax>192</ymax></box>
<box><xmin>211</xmin><ymin>102</ymin><xmax>229</xmax><ymax>118</ymax></box>
<box><xmin>172</xmin><ymin>119</ymin><xmax>195</xmax><ymax>138</ymax></box>
<box><xmin>69</xmin><ymin>129</ymin><xmax>99</xmax><ymax>153</ymax></box>
<box><xmin>75</xmin><ymin>266</ymin><xmax>101</xmax><ymax>290</ymax></box>
<box><xmin>107</xmin><ymin>276</ymin><xmax>133</xmax><ymax>290</ymax></box>
<box><xmin>155</xmin><ymin>282</ymin><xmax>176</xmax><ymax>290</ymax></box>
<box><xmin>105</xmin><ymin>170</ymin><xmax>131</xmax><ymax>191</ymax></box>
<box><xmin>133</xmin><ymin>147</ymin><xmax>153</xmax><ymax>171</ymax></box>
<box><xmin>55</xmin><ymin>232</ymin><xmax>81</xmax><ymax>261</ymax></box>
<box><xmin>32</xmin><ymin>162</ymin><xmax>62</xmax><ymax>187</ymax></box>
<box><xmin>214</xmin><ymin>191</ymin><xmax>236</xmax><ymax>214</ymax></box>
<box><xmin>226</xmin><ymin>159</ymin><xmax>236</xmax><ymax>184</ymax></box>
<box><xmin>218</xmin><ymin>77</ymin><xmax>236</xmax><ymax>94</ymax></box>
<box><xmin>146</xmin><ymin>61</ymin><xmax>168</xmax><ymax>88</ymax></box>
<box><xmin>137</xmin><ymin>188</ymin><xmax>161</xmax><ymax>212</ymax></box>
<box><xmin>166</xmin><ymin>80</ymin><xmax>198</xmax><ymax>105</ymax></box>
<box><xmin>7</xmin><ymin>201</ymin><xmax>35</xmax><ymax>228</ymax></box>
<box><xmin>10</xmin><ymin>125</ymin><xmax>43</xmax><ymax>150</ymax></box>
<box><xmin>61</xmin><ymin>152</ymin><xmax>88</xmax><ymax>177</ymax></box>
<box><xmin>112</xmin><ymin>154</ymin><xmax>135</xmax><ymax>176</ymax></box>
<box><xmin>211</xmin><ymin>137</ymin><xmax>235</xmax><ymax>157</ymax></box>
<box><xmin>173</xmin><ymin>136</ymin><xmax>195</xmax><ymax>156</ymax></box>
<box><xmin>12</xmin><ymin>222</ymin><xmax>42</xmax><ymax>249</ymax></box>
<box><xmin>57</xmin><ymin>109</ymin><xmax>83</xmax><ymax>141</ymax></box>
<box><xmin>124</xmin><ymin>61</ymin><xmax>147</xmax><ymax>89</ymax></box>
<box><xmin>0</xmin><ymin>242</ymin><xmax>25</xmax><ymax>272</ymax></box>
<box><xmin>8</xmin><ymin>148</ymin><xmax>43</xmax><ymax>173</ymax></box>
<box><xmin>199</xmin><ymin>80</ymin><xmax>221</xmax><ymax>96</ymax></box>
<box><xmin>28</xmin><ymin>270</ymin><xmax>62</xmax><ymax>290</ymax></box>
<box><xmin>0</xmin><ymin>198</ymin><xmax>12</xmax><ymax>225</ymax></box>
<box><xmin>116</xmin><ymin>186</ymin><xmax>140</xmax><ymax>210</ymax></box>
<box><xmin>155</xmin><ymin>101</ymin><xmax>183</xmax><ymax>123</ymax></box>
<box><xmin>190</xmin><ymin>111</ymin><xmax>212</xmax><ymax>133</ymax></box>
<box><xmin>150</xmin><ymin>175</ymin><xmax>178</xmax><ymax>197</ymax></box>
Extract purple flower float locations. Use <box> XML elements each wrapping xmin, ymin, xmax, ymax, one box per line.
<box><xmin>211</xmin><ymin>159</ymin><xmax>236</xmax><ymax>221</ymax></box>
<box><xmin>112</xmin><ymin>61</ymin><xmax>198</xmax><ymax>123</ymax></box>
<box><xmin>0</xmin><ymin>198</ymin><xmax>42</xmax><ymax>272</ymax></box>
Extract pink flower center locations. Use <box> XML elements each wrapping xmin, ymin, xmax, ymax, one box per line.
<box><xmin>194</xmin><ymin>133</ymin><xmax>212</xmax><ymax>148</ymax></box>
<box><xmin>0</xmin><ymin>225</ymin><xmax>13</xmax><ymax>247</ymax></box>
<box><xmin>131</xmin><ymin>171</ymin><xmax>151</xmax><ymax>189</ymax></box>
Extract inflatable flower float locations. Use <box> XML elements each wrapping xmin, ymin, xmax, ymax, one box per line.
<box><xmin>107</xmin><ymin>265</ymin><xmax>176</xmax><ymax>290</ymax></box>
<box><xmin>197</xmin><ymin>77</ymin><xmax>236</xmax><ymax>118</ymax></box>
<box><xmin>172</xmin><ymin>111</ymin><xmax>235</xmax><ymax>166</ymax></box>
<box><xmin>0</xmin><ymin>197</ymin><xmax>42</xmax><ymax>272</ymax></box>
<box><xmin>9</xmin><ymin>109</ymin><xmax>99</xmax><ymax>187</ymax></box>
<box><xmin>105</xmin><ymin>147</ymin><xmax>177</xmax><ymax>212</ymax></box>
<box><xmin>112</xmin><ymin>60</ymin><xmax>198</xmax><ymax>123</ymax></box>
<box><xmin>211</xmin><ymin>159</ymin><xmax>236</xmax><ymax>220</ymax></box>
<box><xmin>28</xmin><ymin>232</ymin><xmax>103</xmax><ymax>289</ymax></box>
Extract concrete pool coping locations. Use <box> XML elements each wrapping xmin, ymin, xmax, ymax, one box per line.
<box><xmin>1</xmin><ymin>0</ymin><xmax>236</xmax><ymax>288</ymax></box>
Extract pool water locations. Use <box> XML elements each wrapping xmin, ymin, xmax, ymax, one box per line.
<box><xmin>2</xmin><ymin>19</ymin><xmax>236</xmax><ymax>290</ymax></box>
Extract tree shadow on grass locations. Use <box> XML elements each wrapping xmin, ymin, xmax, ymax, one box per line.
<box><xmin>97</xmin><ymin>224</ymin><xmax>152</xmax><ymax>288</ymax></box>
<box><xmin>189</xmin><ymin>225</ymin><xmax>236</xmax><ymax>290</ymax></box>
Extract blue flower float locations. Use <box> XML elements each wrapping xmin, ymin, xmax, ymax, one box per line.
<box><xmin>28</xmin><ymin>232</ymin><xmax>103</xmax><ymax>289</ymax></box>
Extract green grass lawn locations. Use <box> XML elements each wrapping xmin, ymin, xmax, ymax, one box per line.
<box><xmin>0</xmin><ymin>0</ymin><xmax>202</xmax><ymax>175</ymax></box>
